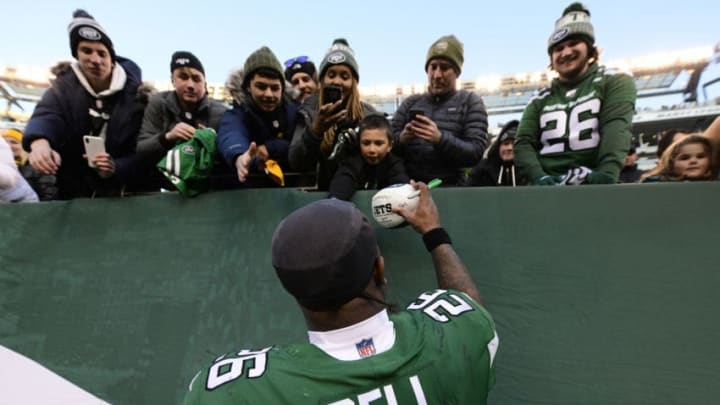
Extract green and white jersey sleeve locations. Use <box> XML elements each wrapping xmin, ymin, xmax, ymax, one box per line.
<box><xmin>184</xmin><ymin>289</ymin><xmax>498</xmax><ymax>405</ymax></box>
<box><xmin>515</xmin><ymin>63</ymin><xmax>637</xmax><ymax>179</ymax></box>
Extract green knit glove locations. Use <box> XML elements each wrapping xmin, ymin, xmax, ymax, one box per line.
<box><xmin>534</xmin><ymin>175</ymin><xmax>563</xmax><ymax>186</ymax></box>
<box><xmin>585</xmin><ymin>171</ymin><xmax>617</xmax><ymax>184</ymax></box>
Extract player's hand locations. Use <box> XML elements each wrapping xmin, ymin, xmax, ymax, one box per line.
<box><xmin>312</xmin><ymin>100</ymin><xmax>346</xmax><ymax>135</ymax></box>
<box><xmin>28</xmin><ymin>138</ymin><xmax>61</xmax><ymax>175</ymax></box>
<box><xmin>585</xmin><ymin>171</ymin><xmax>616</xmax><ymax>184</ymax></box>
<box><xmin>91</xmin><ymin>152</ymin><xmax>115</xmax><ymax>178</ymax></box>
<box><xmin>235</xmin><ymin>142</ymin><xmax>257</xmax><ymax>183</ymax></box>
<box><xmin>534</xmin><ymin>175</ymin><xmax>562</xmax><ymax>186</ymax></box>
<box><xmin>165</xmin><ymin>122</ymin><xmax>196</xmax><ymax>143</ymax></box>
<box><xmin>407</xmin><ymin>115</ymin><xmax>442</xmax><ymax>144</ymax></box>
<box><xmin>393</xmin><ymin>180</ymin><xmax>442</xmax><ymax>234</ymax></box>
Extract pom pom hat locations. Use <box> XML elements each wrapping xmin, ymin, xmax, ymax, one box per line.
<box><xmin>67</xmin><ymin>9</ymin><xmax>115</xmax><ymax>61</ymax></box>
<box><xmin>548</xmin><ymin>2</ymin><xmax>595</xmax><ymax>54</ymax></box>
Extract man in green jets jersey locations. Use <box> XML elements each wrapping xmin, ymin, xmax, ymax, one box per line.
<box><xmin>515</xmin><ymin>2</ymin><xmax>637</xmax><ymax>186</ymax></box>
<box><xmin>184</xmin><ymin>182</ymin><xmax>498</xmax><ymax>404</ymax></box>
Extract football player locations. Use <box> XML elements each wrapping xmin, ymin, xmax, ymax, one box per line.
<box><xmin>184</xmin><ymin>182</ymin><xmax>498</xmax><ymax>404</ymax></box>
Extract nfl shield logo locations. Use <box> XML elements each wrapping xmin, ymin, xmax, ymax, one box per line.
<box><xmin>355</xmin><ymin>338</ymin><xmax>376</xmax><ymax>358</ymax></box>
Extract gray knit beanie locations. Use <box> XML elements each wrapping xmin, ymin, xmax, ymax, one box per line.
<box><xmin>547</xmin><ymin>2</ymin><xmax>595</xmax><ymax>54</ymax></box>
<box><xmin>242</xmin><ymin>46</ymin><xmax>284</xmax><ymax>89</ymax></box>
<box><xmin>318</xmin><ymin>38</ymin><xmax>359</xmax><ymax>82</ymax></box>
<box><xmin>425</xmin><ymin>35</ymin><xmax>464</xmax><ymax>75</ymax></box>
<box><xmin>67</xmin><ymin>9</ymin><xmax>115</xmax><ymax>61</ymax></box>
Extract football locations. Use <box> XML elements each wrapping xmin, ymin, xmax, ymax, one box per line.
<box><xmin>371</xmin><ymin>184</ymin><xmax>418</xmax><ymax>228</ymax></box>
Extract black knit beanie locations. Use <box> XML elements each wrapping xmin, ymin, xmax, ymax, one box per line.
<box><xmin>67</xmin><ymin>9</ymin><xmax>115</xmax><ymax>61</ymax></box>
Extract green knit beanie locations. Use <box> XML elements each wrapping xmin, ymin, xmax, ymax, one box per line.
<box><xmin>547</xmin><ymin>2</ymin><xmax>595</xmax><ymax>54</ymax></box>
<box><xmin>242</xmin><ymin>46</ymin><xmax>284</xmax><ymax>88</ymax></box>
<box><xmin>318</xmin><ymin>38</ymin><xmax>359</xmax><ymax>82</ymax></box>
<box><xmin>425</xmin><ymin>35</ymin><xmax>464</xmax><ymax>75</ymax></box>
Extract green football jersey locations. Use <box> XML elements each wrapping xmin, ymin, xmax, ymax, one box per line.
<box><xmin>515</xmin><ymin>63</ymin><xmax>637</xmax><ymax>180</ymax></box>
<box><xmin>184</xmin><ymin>289</ymin><xmax>498</xmax><ymax>404</ymax></box>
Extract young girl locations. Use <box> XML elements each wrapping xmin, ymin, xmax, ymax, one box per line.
<box><xmin>328</xmin><ymin>114</ymin><xmax>409</xmax><ymax>201</ymax></box>
<box><xmin>641</xmin><ymin>134</ymin><xmax>716</xmax><ymax>182</ymax></box>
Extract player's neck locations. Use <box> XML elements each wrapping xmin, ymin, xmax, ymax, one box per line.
<box><xmin>303</xmin><ymin>300</ymin><xmax>386</xmax><ymax>332</ymax></box>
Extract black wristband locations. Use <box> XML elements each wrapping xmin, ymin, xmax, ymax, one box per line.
<box><xmin>422</xmin><ymin>227</ymin><xmax>451</xmax><ymax>252</ymax></box>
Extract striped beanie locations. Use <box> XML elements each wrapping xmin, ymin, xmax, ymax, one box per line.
<box><xmin>319</xmin><ymin>38</ymin><xmax>359</xmax><ymax>82</ymax></box>
<box><xmin>68</xmin><ymin>9</ymin><xmax>115</xmax><ymax>61</ymax></box>
<box><xmin>548</xmin><ymin>2</ymin><xmax>595</xmax><ymax>53</ymax></box>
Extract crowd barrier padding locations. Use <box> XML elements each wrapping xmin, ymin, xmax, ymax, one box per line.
<box><xmin>1</xmin><ymin>183</ymin><xmax>718</xmax><ymax>404</ymax></box>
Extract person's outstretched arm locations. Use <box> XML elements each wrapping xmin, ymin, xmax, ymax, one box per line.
<box><xmin>394</xmin><ymin>181</ymin><xmax>482</xmax><ymax>303</ymax></box>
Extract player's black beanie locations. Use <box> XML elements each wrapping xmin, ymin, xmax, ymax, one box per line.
<box><xmin>271</xmin><ymin>199</ymin><xmax>378</xmax><ymax>310</ymax></box>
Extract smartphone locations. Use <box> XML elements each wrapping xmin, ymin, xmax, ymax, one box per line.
<box><xmin>409</xmin><ymin>109</ymin><xmax>425</xmax><ymax>121</ymax></box>
<box><xmin>322</xmin><ymin>85</ymin><xmax>343</xmax><ymax>104</ymax></box>
<box><xmin>83</xmin><ymin>135</ymin><xmax>106</xmax><ymax>168</ymax></box>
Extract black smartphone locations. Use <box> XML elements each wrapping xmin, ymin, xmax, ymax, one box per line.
<box><xmin>322</xmin><ymin>85</ymin><xmax>343</xmax><ymax>104</ymax></box>
<box><xmin>409</xmin><ymin>109</ymin><xmax>425</xmax><ymax>121</ymax></box>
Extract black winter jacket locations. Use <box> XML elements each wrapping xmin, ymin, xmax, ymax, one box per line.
<box><xmin>390</xmin><ymin>89</ymin><xmax>488</xmax><ymax>185</ymax></box>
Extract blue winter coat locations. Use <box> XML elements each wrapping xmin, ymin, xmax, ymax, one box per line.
<box><xmin>216</xmin><ymin>98</ymin><xmax>299</xmax><ymax>172</ymax></box>
<box><xmin>22</xmin><ymin>57</ymin><xmax>147</xmax><ymax>199</ymax></box>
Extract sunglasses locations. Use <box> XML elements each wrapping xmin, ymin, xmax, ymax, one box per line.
<box><xmin>284</xmin><ymin>56</ymin><xmax>311</xmax><ymax>69</ymax></box>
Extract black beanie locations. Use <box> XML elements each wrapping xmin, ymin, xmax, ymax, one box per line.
<box><xmin>67</xmin><ymin>9</ymin><xmax>115</xmax><ymax>61</ymax></box>
<box><xmin>170</xmin><ymin>51</ymin><xmax>205</xmax><ymax>76</ymax></box>
<box><xmin>284</xmin><ymin>57</ymin><xmax>317</xmax><ymax>82</ymax></box>
<box><xmin>498</xmin><ymin>120</ymin><xmax>519</xmax><ymax>143</ymax></box>
<box><xmin>272</xmin><ymin>199</ymin><xmax>378</xmax><ymax>310</ymax></box>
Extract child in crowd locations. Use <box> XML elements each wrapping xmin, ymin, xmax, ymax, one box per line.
<box><xmin>328</xmin><ymin>114</ymin><xmax>409</xmax><ymax>201</ymax></box>
<box><xmin>641</xmin><ymin>134</ymin><xmax>716</xmax><ymax>182</ymax></box>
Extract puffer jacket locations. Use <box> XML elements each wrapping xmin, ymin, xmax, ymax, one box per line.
<box><xmin>390</xmin><ymin>89</ymin><xmax>488</xmax><ymax>185</ymax></box>
<box><xmin>22</xmin><ymin>57</ymin><xmax>149</xmax><ymax>199</ymax></box>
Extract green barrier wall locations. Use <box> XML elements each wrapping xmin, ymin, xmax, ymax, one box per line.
<box><xmin>1</xmin><ymin>183</ymin><xmax>719</xmax><ymax>404</ymax></box>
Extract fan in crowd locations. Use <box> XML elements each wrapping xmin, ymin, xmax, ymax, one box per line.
<box><xmin>327</xmin><ymin>113</ymin><xmax>409</xmax><ymax>200</ymax></box>
<box><xmin>467</xmin><ymin>120</ymin><xmax>527</xmax><ymax>187</ymax></box>
<box><xmin>22</xmin><ymin>9</ymin><xmax>153</xmax><ymax>199</ymax></box>
<box><xmin>514</xmin><ymin>2</ymin><xmax>638</xmax><ymax>186</ymax></box>
<box><xmin>217</xmin><ymin>46</ymin><xmax>299</xmax><ymax>187</ymax></box>
<box><xmin>289</xmin><ymin>38</ymin><xmax>377</xmax><ymax>190</ymax></box>
<box><xmin>391</xmin><ymin>34</ymin><xmax>488</xmax><ymax>186</ymax></box>
<box><xmin>136</xmin><ymin>51</ymin><xmax>227</xmax><ymax>190</ymax></box>
<box><xmin>640</xmin><ymin>134</ymin><xmax>717</xmax><ymax>182</ymax></box>
<box><xmin>284</xmin><ymin>55</ymin><xmax>319</xmax><ymax>103</ymax></box>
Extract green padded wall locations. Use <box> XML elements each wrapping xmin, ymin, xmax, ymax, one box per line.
<box><xmin>1</xmin><ymin>183</ymin><xmax>718</xmax><ymax>404</ymax></box>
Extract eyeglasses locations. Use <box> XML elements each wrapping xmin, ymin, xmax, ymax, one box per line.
<box><xmin>284</xmin><ymin>56</ymin><xmax>311</xmax><ymax>69</ymax></box>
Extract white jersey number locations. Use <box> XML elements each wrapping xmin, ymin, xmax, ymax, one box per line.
<box><xmin>206</xmin><ymin>347</ymin><xmax>271</xmax><ymax>390</ymax></box>
<box><xmin>539</xmin><ymin>98</ymin><xmax>601</xmax><ymax>155</ymax></box>
<box><xmin>407</xmin><ymin>290</ymin><xmax>474</xmax><ymax>323</ymax></box>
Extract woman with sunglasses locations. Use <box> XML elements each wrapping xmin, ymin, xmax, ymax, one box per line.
<box><xmin>284</xmin><ymin>56</ymin><xmax>319</xmax><ymax>103</ymax></box>
<box><xmin>289</xmin><ymin>38</ymin><xmax>377</xmax><ymax>190</ymax></box>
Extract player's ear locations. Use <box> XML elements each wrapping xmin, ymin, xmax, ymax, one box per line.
<box><xmin>372</xmin><ymin>254</ymin><xmax>386</xmax><ymax>287</ymax></box>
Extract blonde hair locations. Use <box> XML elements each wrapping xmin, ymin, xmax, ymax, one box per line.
<box><xmin>641</xmin><ymin>134</ymin><xmax>716</xmax><ymax>181</ymax></box>
<box><xmin>319</xmin><ymin>79</ymin><xmax>364</xmax><ymax>156</ymax></box>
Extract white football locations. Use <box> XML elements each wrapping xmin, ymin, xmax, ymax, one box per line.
<box><xmin>371</xmin><ymin>184</ymin><xmax>419</xmax><ymax>228</ymax></box>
